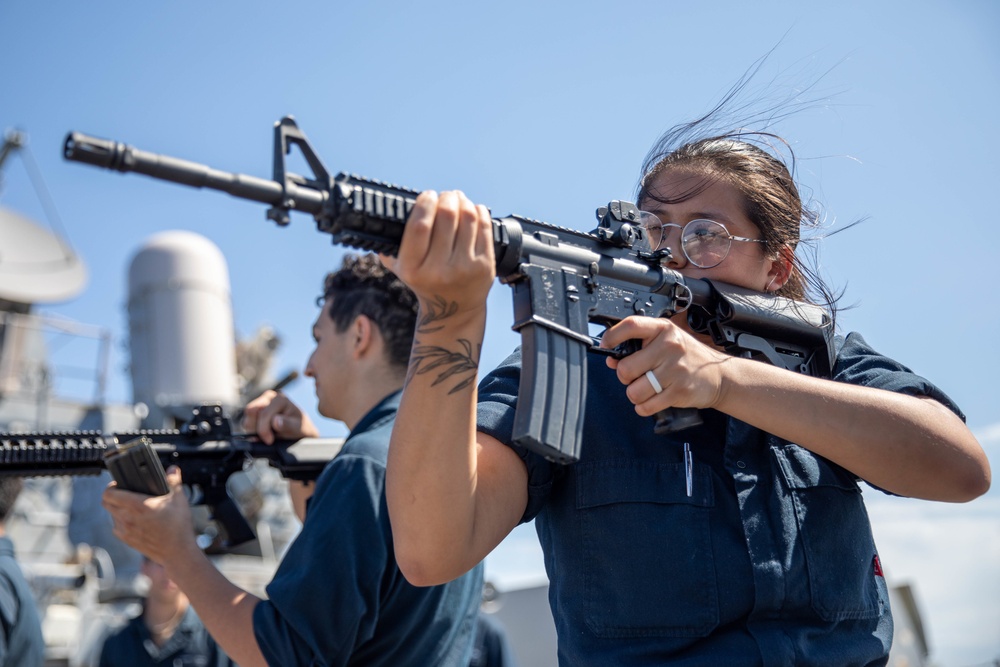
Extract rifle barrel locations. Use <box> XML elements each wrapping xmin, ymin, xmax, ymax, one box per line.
<box><xmin>63</xmin><ymin>131</ymin><xmax>325</xmax><ymax>213</ymax></box>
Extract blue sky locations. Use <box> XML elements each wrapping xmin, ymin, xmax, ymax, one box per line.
<box><xmin>2</xmin><ymin>1</ymin><xmax>998</xmax><ymax>664</ymax></box>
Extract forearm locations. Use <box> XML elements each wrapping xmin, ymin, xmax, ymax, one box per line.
<box><xmin>387</xmin><ymin>308</ymin><xmax>524</xmax><ymax>585</ymax></box>
<box><xmin>384</xmin><ymin>189</ymin><xmax>527</xmax><ymax>584</ymax></box>
<box><xmin>164</xmin><ymin>547</ymin><xmax>268</xmax><ymax>667</ymax></box>
<box><xmin>715</xmin><ymin>357</ymin><xmax>991</xmax><ymax>501</ymax></box>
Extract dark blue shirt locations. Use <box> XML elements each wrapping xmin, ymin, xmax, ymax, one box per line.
<box><xmin>253</xmin><ymin>391</ymin><xmax>483</xmax><ymax>667</ymax></box>
<box><xmin>98</xmin><ymin>606</ymin><xmax>234</xmax><ymax>667</ymax></box>
<box><xmin>0</xmin><ymin>537</ymin><xmax>45</xmax><ymax>667</ymax></box>
<box><xmin>477</xmin><ymin>332</ymin><xmax>962</xmax><ymax>667</ymax></box>
<box><xmin>0</xmin><ymin>535</ymin><xmax>44</xmax><ymax>667</ymax></box>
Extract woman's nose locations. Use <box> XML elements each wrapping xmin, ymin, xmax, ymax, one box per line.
<box><xmin>661</xmin><ymin>227</ymin><xmax>687</xmax><ymax>268</ymax></box>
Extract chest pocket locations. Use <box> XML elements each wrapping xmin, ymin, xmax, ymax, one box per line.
<box><xmin>772</xmin><ymin>444</ymin><xmax>887</xmax><ymax>621</ymax></box>
<box><xmin>574</xmin><ymin>460</ymin><xmax>718</xmax><ymax>638</ymax></box>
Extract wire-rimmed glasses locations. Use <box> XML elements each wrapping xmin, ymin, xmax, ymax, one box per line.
<box><xmin>641</xmin><ymin>214</ymin><xmax>765</xmax><ymax>269</ymax></box>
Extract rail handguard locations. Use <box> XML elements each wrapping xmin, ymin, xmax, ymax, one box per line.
<box><xmin>0</xmin><ymin>404</ymin><xmax>343</xmax><ymax>550</ymax></box>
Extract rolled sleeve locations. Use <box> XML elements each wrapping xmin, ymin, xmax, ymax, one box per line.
<box><xmin>476</xmin><ymin>347</ymin><xmax>558</xmax><ymax>523</ymax></box>
<box><xmin>834</xmin><ymin>332</ymin><xmax>965</xmax><ymax>420</ymax></box>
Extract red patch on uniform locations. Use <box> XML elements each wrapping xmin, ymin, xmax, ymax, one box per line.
<box><xmin>873</xmin><ymin>554</ymin><xmax>884</xmax><ymax>577</ymax></box>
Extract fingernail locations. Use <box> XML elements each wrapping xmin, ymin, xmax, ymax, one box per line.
<box><xmin>274</xmin><ymin>415</ymin><xmax>284</xmax><ymax>429</ymax></box>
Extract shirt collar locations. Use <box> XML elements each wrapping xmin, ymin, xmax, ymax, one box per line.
<box><xmin>349</xmin><ymin>389</ymin><xmax>402</xmax><ymax>438</ymax></box>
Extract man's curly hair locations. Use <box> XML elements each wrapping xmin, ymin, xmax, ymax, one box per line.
<box><xmin>320</xmin><ymin>254</ymin><xmax>417</xmax><ymax>368</ymax></box>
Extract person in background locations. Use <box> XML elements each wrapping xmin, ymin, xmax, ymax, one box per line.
<box><xmin>103</xmin><ymin>254</ymin><xmax>483</xmax><ymax>667</ymax></box>
<box><xmin>469</xmin><ymin>611</ymin><xmax>518</xmax><ymax>667</ymax></box>
<box><xmin>0</xmin><ymin>477</ymin><xmax>44</xmax><ymax>667</ymax></box>
<box><xmin>98</xmin><ymin>555</ymin><xmax>236</xmax><ymax>667</ymax></box>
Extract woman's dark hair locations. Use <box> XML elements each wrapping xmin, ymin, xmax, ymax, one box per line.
<box><xmin>635</xmin><ymin>52</ymin><xmax>847</xmax><ymax>322</ymax></box>
<box><xmin>320</xmin><ymin>254</ymin><xmax>418</xmax><ymax>367</ymax></box>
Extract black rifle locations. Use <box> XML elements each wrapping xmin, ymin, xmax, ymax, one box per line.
<box><xmin>63</xmin><ymin>117</ymin><xmax>835</xmax><ymax>464</ymax></box>
<box><xmin>0</xmin><ymin>404</ymin><xmax>343</xmax><ymax>549</ymax></box>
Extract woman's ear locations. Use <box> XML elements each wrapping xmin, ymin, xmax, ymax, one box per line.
<box><xmin>764</xmin><ymin>245</ymin><xmax>794</xmax><ymax>292</ymax></box>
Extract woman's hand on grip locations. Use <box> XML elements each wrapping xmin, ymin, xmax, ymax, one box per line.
<box><xmin>602</xmin><ymin>316</ymin><xmax>731</xmax><ymax>415</ymax></box>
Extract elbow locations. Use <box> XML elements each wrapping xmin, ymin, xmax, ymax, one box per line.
<box><xmin>391</xmin><ymin>520</ymin><xmax>471</xmax><ymax>587</ymax></box>
<box><xmin>946</xmin><ymin>453</ymin><xmax>992</xmax><ymax>503</ymax></box>
<box><xmin>387</xmin><ymin>521</ymin><xmax>465</xmax><ymax>587</ymax></box>
<box><xmin>396</xmin><ymin>555</ymin><xmax>447</xmax><ymax>588</ymax></box>
<box><xmin>386</xmin><ymin>483</ymin><xmax>479</xmax><ymax>586</ymax></box>
<box><xmin>393</xmin><ymin>540</ymin><xmax>465</xmax><ymax>587</ymax></box>
<box><xmin>962</xmin><ymin>462</ymin><xmax>992</xmax><ymax>502</ymax></box>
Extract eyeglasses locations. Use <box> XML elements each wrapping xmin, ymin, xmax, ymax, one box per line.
<box><xmin>640</xmin><ymin>214</ymin><xmax>766</xmax><ymax>269</ymax></box>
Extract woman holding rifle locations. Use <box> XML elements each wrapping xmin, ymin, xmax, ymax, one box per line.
<box><xmin>381</xmin><ymin>110</ymin><xmax>990</xmax><ymax>665</ymax></box>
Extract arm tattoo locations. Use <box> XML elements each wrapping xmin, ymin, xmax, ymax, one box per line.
<box><xmin>408</xmin><ymin>339</ymin><xmax>480</xmax><ymax>394</ymax></box>
<box><xmin>417</xmin><ymin>295</ymin><xmax>458</xmax><ymax>333</ymax></box>
<box><xmin>408</xmin><ymin>295</ymin><xmax>481</xmax><ymax>394</ymax></box>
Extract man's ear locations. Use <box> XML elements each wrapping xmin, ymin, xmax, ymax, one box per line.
<box><xmin>351</xmin><ymin>315</ymin><xmax>374</xmax><ymax>358</ymax></box>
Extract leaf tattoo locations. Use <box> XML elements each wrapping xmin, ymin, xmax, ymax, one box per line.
<box><xmin>408</xmin><ymin>339</ymin><xmax>480</xmax><ymax>394</ymax></box>
<box><xmin>417</xmin><ymin>295</ymin><xmax>458</xmax><ymax>333</ymax></box>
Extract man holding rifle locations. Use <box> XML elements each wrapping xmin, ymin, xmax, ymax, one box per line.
<box><xmin>103</xmin><ymin>254</ymin><xmax>483</xmax><ymax>667</ymax></box>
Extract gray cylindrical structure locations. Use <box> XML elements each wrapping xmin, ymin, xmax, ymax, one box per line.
<box><xmin>127</xmin><ymin>230</ymin><xmax>239</xmax><ymax>426</ymax></box>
